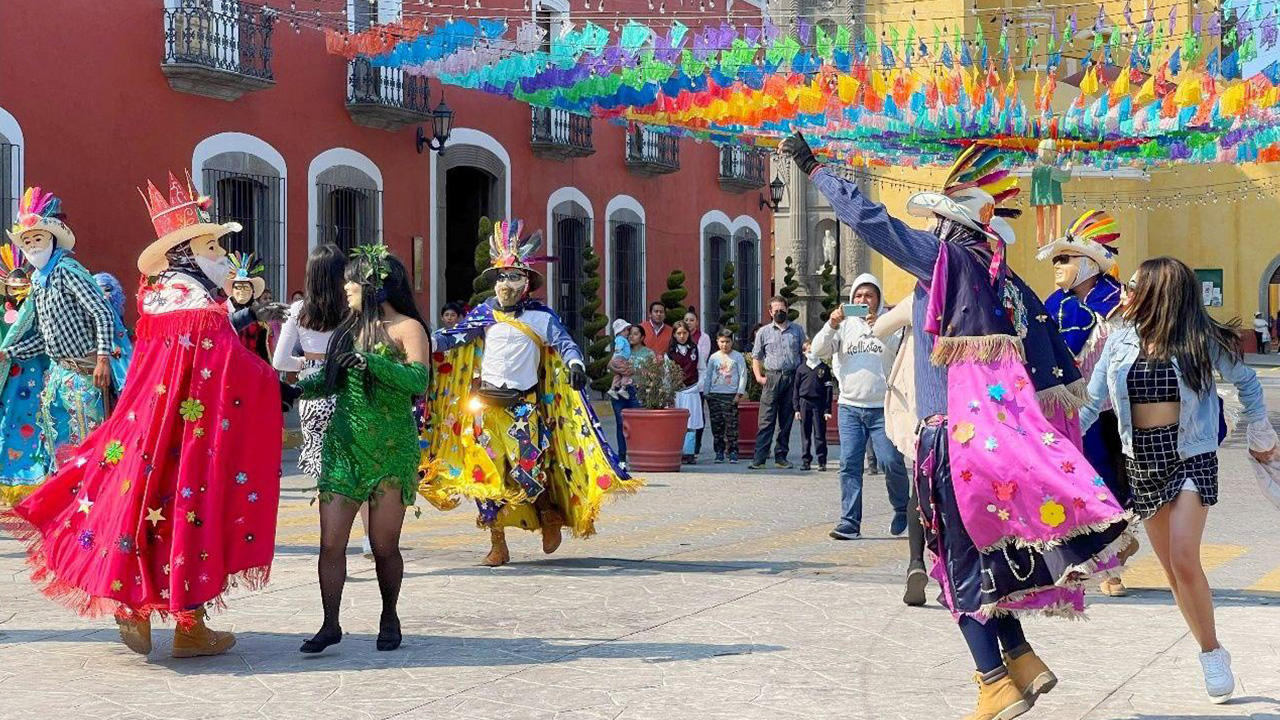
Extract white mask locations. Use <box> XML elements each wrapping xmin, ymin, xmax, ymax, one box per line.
<box><xmin>196</xmin><ymin>255</ymin><xmax>233</xmax><ymax>288</ymax></box>
<box><xmin>24</xmin><ymin>244</ymin><xmax>55</xmax><ymax>270</ymax></box>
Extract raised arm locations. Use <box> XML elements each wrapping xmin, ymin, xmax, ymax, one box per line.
<box><xmin>781</xmin><ymin>134</ymin><xmax>941</xmax><ymax>281</ymax></box>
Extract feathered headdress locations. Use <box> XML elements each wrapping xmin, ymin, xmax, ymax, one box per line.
<box><xmin>1036</xmin><ymin>209</ymin><xmax>1121</xmax><ymax>277</ymax></box>
<box><xmin>227</xmin><ymin>251</ymin><xmax>267</xmax><ymax>299</ymax></box>
<box><xmin>6</xmin><ymin>187</ymin><xmax>76</xmax><ymax>249</ymax></box>
<box><xmin>1</xmin><ymin>243</ymin><xmax>24</xmax><ymax>278</ymax></box>
<box><xmin>944</xmin><ymin>143</ymin><xmax>1022</xmax><ymax>218</ymax></box>
<box><xmin>482</xmin><ymin>219</ymin><xmax>550</xmax><ymax>292</ymax></box>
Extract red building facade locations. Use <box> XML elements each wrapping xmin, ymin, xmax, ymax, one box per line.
<box><xmin>0</xmin><ymin>0</ymin><xmax>772</xmax><ymax>344</ymax></box>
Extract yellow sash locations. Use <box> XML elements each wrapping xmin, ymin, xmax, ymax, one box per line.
<box><xmin>493</xmin><ymin>311</ymin><xmax>545</xmax><ymax>348</ymax></box>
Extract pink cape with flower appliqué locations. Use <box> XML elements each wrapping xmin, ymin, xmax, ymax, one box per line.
<box><xmin>2</xmin><ymin>298</ymin><xmax>282</xmax><ymax>621</ymax></box>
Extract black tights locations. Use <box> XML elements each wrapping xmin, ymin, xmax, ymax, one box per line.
<box><xmin>907</xmin><ymin>490</ymin><xmax>925</xmax><ymax>570</ymax></box>
<box><xmin>958</xmin><ymin>615</ymin><xmax>1028</xmax><ymax>673</ymax></box>
<box><xmin>314</xmin><ymin>493</ymin><xmax>407</xmax><ymax>636</ymax></box>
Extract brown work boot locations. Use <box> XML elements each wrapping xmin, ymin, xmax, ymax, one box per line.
<box><xmin>116</xmin><ymin>614</ymin><xmax>152</xmax><ymax>655</ymax></box>
<box><xmin>1099</xmin><ymin>577</ymin><xmax>1129</xmax><ymax>597</ymax></box>
<box><xmin>962</xmin><ymin>672</ymin><xmax>1030</xmax><ymax>720</ymax></box>
<box><xmin>481</xmin><ymin>528</ymin><xmax>510</xmax><ymax>567</ymax></box>
<box><xmin>1004</xmin><ymin>647</ymin><xmax>1058</xmax><ymax>706</ymax></box>
<box><xmin>539</xmin><ymin>508</ymin><xmax>565</xmax><ymax>555</ymax></box>
<box><xmin>172</xmin><ymin>609</ymin><xmax>236</xmax><ymax>658</ymax></box>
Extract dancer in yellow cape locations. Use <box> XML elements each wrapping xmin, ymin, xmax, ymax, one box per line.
<box><xmin>418</xmin><ymin>220</ymin><xmax>641</xmax><ymax>565</ymax></box>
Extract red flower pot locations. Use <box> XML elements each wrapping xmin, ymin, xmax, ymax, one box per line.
<box><xmin>737</xmin><ymin>401</ymin><xmax>760</xmax><ymax>457</ymax></box>
<box><xmin>622</xmin><ymin>408</ymin><xmax>690</xmax><ymax>472</ymax></box>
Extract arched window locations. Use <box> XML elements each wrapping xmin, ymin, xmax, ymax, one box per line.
<box><xmin>0</xmin><ymin>108</ymin><xmax>22</xmax><ymax>234</ymax></box>
<box><xmin>608</xmin><ymin>206</ymin><xmax>644</xmax><ymax>323</ymax></box>
<box><xmin>703</xmin><ymin>222</ymin><xmax>731</xmax><ymax>334</ymax></box>
<box><xmin>735</xmin><ymin>227</ymin><xmax>760</xmax><ymax>351</ymax></box>
<box><xmin>202</xmin><ymin>150</ymin><xmax>286</xmax><ymax>297</ymax></box>
<box><xmin>552</xmin><ymin>199</ymin><xmax>591</xmax><ymax>346</ymax></box>
<box><xmin>315</xmin><ymin>161</ymin><xmax>382</xmax><ymax>254</ymax></box>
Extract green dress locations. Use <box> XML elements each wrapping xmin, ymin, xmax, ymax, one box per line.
<box><xmin>1030</xmin><ymin>163</ymin><xmax>1071</xmax><ymax>206</ymax></box>
<box><xmin>299</xmin><ymin>344</ymin><xmax>429</xmax><ymax>505</ymax></box>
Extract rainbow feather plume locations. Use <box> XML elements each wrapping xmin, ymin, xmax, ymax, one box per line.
<box><xmin>0</xmin><ymin>243</ymin><xmax>23</xmax><ymax>276</ymax></box>
<box><xmin>228</xmin><ymin>251</ymin><xmax>265</xmax><ymax>278</ymax></box>
<box><xmin>1068</xmin><ymin>210</ymin><xmax>1121</xmax><ymax>248</ymax></box>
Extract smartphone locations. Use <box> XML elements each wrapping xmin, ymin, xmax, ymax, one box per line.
<box><xmin>842</xmin><ymin>303</ymin><xmax>870</xmax><ymax>318</ymax></box>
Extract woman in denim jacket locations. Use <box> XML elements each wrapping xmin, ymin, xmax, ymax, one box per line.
<box><xmin>1082</xmin><ymin>257</ymin><xmax>1277</xmax><ymax>705</ymax></box>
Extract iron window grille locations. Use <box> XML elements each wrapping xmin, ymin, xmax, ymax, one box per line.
<box><xmin>317</xmin><ymin>183</ymin><xmax>382</xmax><ymax>254</ymax></box>
<box><xmin>609</xmin><ymin>219</ymin><xmax>645</xmax><ymax>324</ymax></box>
<box><xmin>553</xmin><ymin>211</ymin><xmax>592</xmax><ymax>347</ymax></box>
<box><xmin>705</xmin><ymin>234</ymin><xmax>730</xmax><ymax>335</ymax></box>
<box><xmin>163</xmin><ymin>1</ymin><xmax>276</xmax><ymax>81</ymax></box>
<box><xmin>736</xmin><ymin>235</ymin><xmax>760</xmax><ymax>352</ymax></box>
<box><xmin>530</xmin><ymin>108</ymin><xmax>594</xmax><ymax>152</ymax></box>
<box><xmin>204</xmin><ymin>168</ymin><xmax>286</xmax><ymax>298</ymax></box>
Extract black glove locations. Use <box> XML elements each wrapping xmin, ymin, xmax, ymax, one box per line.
<box><xmin>781</xmin><ymin>132</ymin><xmax>821</xmax><ymax>175</ymax></box>
<box><xmin>335</xmin><ymin>351</ymin><xmax>367</xmax><ymax>371</ymax></box>
<box><xmin>569</xmin><ymin>363</ymin><xmax>588</xmax><ymax>391</ymax></box>
<box><xmin>279</xmin><ymin>381</ymin><xmax>303</xmax><ymax>412</ymax></box>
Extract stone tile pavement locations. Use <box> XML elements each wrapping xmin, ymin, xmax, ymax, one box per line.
<box><xmin>2</xmin><ymin>421</ymin><xmax>1280</xmax><ymax>719</ymax></box>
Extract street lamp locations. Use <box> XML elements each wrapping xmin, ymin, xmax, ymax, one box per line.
<box><xmin>759</xmin><ymin>174</ymin><xmax>785</xmax><ymax>212</ymax></box>
<box><xmin>416</xmin><ymin>93</ymin><xmax>455</xmax><ymax>156</ymax></box>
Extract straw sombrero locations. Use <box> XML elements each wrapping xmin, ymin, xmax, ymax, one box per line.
<box><xmin>137</xmin><ymin>172</ymin><xmax>241</xmax><ymax>276</ymax></box>
<box><xmin>227</xmin><ymin>252</ymin><xmax>267</xmax><ymax>299</ymax></box>
<box><xmin>6</xmin><ymin>187</ymin><xmax>76</xmax><ymax>250</ymax></box>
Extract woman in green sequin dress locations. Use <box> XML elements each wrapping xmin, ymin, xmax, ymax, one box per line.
<box><xmin>295</xmin><ymin>250</ymin><xmax>431</xmax><ymax>655</ymax></box>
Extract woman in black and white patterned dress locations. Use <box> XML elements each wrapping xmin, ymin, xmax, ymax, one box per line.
<box><xmin>273</xmin><ymin>245</ymin><xmax>346</xmax><ymax>477</ymax></box>
<box><xmin>1082</xmin><ymin>256</ymin><xmax>1276</xmax><ymax>705</ymax></box>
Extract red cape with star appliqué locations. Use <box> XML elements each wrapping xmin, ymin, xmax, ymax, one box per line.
<box><xmin>1</xmin><ymin>275</ymin><xmax>282</xmax><ymax>622</ymax></box>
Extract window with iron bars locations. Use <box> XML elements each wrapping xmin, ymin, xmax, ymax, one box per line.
<box><xmin>205</xmin><ymin>168</ymin><xmax>286</xmax><ymax>298</ymax></box>
<box><xmin>609</xmin><ymin>219</ymin><xmax>644</xmax><ymax>324</ymax></box>
<box><xmin>0</xmin><ymin>143</ymin><xmax>18</xmax><ymax>235</ymax></box>
<box><xmin>705</xmin><ymin>233</ymin><xmax>729</xmax><ymax>335</ymax></box>
<box><xmin>163</xmin><ymin>0</ymin><xmax>275</xmax><ymax>80</ymax></box>
<box><xmin>553</xmin><ymin>211</ymin><xmax>591</xmax><ymax>347</ymax></box>
<box><xmin>736</xmin><ymin>234</ymin><xmax>760</xmax><ymax>352</ymax></box>
<box><xmin>317</xmin><ymin>183</ymin><xmax>382</xmax><ymax>254</ymax></box>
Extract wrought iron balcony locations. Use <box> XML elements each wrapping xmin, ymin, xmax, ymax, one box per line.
<box><xmin>717</xmin><ymin>146</ymin><xmax>768</xmax><ymax>193</ymax></box>
<box><xmin>624</xmin><ymin>126</ymin><xmax>680</xmax><ymax>176</ymax></box>
<box><xmin>162</xmin><ymin>1</ymin><xmax>276</xmax><ymax>101</ymax></box>
<box><xmin>345</xmin><ymin>59</ymin><xmax>433</xmax><ymax>131</ymax></box>
<box><xmin>530</xmin><ymin>108</ymin><xmax>595</xmax><ymax>160</ymax></box>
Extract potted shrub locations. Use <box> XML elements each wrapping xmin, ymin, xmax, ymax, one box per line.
<box><xmin>738</xmin><ymin>367</ymin><xmax>762</xmax><ymax>457</ymax></box>
<box><xmin>621</xmin><ymin>356</ymin><xmax>689</xmax><ymax>472</ymax></box>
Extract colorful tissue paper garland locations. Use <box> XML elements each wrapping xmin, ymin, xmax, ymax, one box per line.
<box><xmin>324</xmin><ymin>13</ymin><xmax>1280</xmax><ymax>169</ymax></box>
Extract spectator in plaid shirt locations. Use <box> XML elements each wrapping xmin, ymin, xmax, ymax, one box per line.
<box><xmin>0</xmin><ymin>188</ymin><xmax>129</xmax><ymax>470</ymax></box>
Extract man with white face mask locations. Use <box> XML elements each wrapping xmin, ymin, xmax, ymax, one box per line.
<box><xmin>0</xmin><ymin>187</ymin><xmax>130</xmax><ymax>469</ymax></box>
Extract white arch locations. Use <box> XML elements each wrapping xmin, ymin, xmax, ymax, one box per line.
<box><xmin>0</xmin><ymin>106</ymin><xmax>23</xmax><ymax>213</ymax></box>
<box><xmin>190</xmin><ymin>132</ymin><xmax>289</xmax><ymax>294</ymax></box>
<box><xmin>307</xmin><ymin>147</ymin><xmax>384</xmax><ymax>251</ymax></box>
<box><xmin>545</xmin><ymin>186</ymin><xmax>594</xmax><ymax>312</ymax></box>
<box><xmin>428</xmin><ymin>128</ymin><xmax>512</xmax><ymax>315</ymax></box>
<box><xmin>730</xmin><ymin>214</ymin><xmax>763</xmax><ymax>239</ymax></box>
<box><xmin>698</xmin><ymin>210</ymin><xmax>734</xmax><ymax>322</ymax></box>
<box><xmin>603</xmin><ymin>194</ymin><xmax>646</xmax><ymax>320</ymax></box>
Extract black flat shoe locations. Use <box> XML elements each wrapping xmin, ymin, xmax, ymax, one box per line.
<box><xmin>376</xmin><ymin>616</ymin><xmax>402</xmax><ymax>652</ymax></box>
<box><xmin>300</xmin><ymin>626</ymin><xmax>342</xmax><ymax>654</ymax></box>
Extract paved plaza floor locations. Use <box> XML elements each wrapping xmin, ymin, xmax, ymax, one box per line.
<box><xmin>2</xmin><ymin>416</ymin><xmax>1280</xmax><ymax>720</ymax></box>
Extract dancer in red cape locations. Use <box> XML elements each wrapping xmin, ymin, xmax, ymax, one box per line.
<box><xmin>2</xmin><ymin>172</ymin><xmax>287</xmax><ymax>658</ymax></box>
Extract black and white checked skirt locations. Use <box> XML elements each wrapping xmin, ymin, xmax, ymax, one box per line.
<box><xmin>1124</xmin><ymin>423</ymin><xmax>1218</xmax><ymax>519</ymax></box>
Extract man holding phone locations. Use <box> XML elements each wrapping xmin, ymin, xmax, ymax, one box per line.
<box><xmin>811</xmin><ymin>273</ymin><xmax>909</xmax><ymax>540</ymax></box>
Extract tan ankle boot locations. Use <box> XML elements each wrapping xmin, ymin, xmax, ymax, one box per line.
<box><xmin>962</xmin><ymin>672</ymin><xmax>1030</xmax><ymax>720</ymax></box>
<box><xmin>116</xmin><ymin>614</ymin><xmax>153</xmax><ymax>655</ymax></box>
<box><xmin>1004</xmin><ymin>649</ymin><xmax>1058</xmax><ymax>706</ymax></box>
<box><xmin>481</xmin><ymin>529</ymin><xmax>510</xmax><ymax>566</ymax></box>
<box><xmin>539</xmin><ymin>509</ymin><xmax>564</xmax><ymax>555</ymax></box>
<box><xmin>172</xmin><ymin>609</ymin><xmax>236</xmax><ymax>658</ymax></box>
<box><xmin>1099</xmin><ymin>576</ymin><xmax>1129</xmax><ymax>597</ymax></box>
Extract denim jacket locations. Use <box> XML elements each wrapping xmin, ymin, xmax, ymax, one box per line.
<box><xmin>1081</xmin><ymin>323</ymin><xmax>1267</xmax><ymax>458</ymax></box>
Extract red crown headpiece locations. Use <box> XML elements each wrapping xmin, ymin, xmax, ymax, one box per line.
<box><xmin>139</xmin><ymin>172</ymin><xmax>214</xmax><ymax>241</ymax></box>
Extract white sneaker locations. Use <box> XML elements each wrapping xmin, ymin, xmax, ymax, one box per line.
<box><xmin>1198</xmin><ymin>646</ymin><xmax>1234</xmax><ymax>704</ymax></box>
<box><xmin>361</xmin><ymin>536</ymin><xmax>373</xmax><ymax>559</ymax></box>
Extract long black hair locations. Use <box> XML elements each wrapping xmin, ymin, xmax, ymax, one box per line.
<box><xmin>299</xmin><ymin>243</ymin><xmax>347</xmax><ymax>332</ymax></box>
<box><xmin>1125</xmin><ymin>256</ymin><xmax>1241</xmax><ymax>396</ymax></box>
<box><xmin>320</xmin><ymin>253</ymin><xmax>430</xmax><ymax>394</ymax></box>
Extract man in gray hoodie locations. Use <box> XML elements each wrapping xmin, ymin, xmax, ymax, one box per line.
<box><xmin>811</xmin><ymin>273</ymin><xmax>909</xmax><ymax>540</ymax></box>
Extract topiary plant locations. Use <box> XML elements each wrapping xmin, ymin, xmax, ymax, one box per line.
<box><xmin>580</xmin><ymin>243</ymin><xmax>612</xmax><ymax>393</ymax></box>
<box><xmin>717</xmin><ymin>260</ymin><xmax>738</xmax><ymax>337</ymax></box>
<box><xmin>470</xmin><ymin>216</ymin><xmax>496</xmax><ymax>307</ymax></box>
<box><xmin>819</xmin><ymin>261</ymin><xmax>840</xmax><ymax>322</ymax></box>
<box><xmin>780</xmin><ymin>255</ymin><xmax>800</xmax><ymax>321</ymax></box>
<box><xmin>661</xmin><ymin>269</ymin><xmax>688</xmax><ymax>325</ymax></box>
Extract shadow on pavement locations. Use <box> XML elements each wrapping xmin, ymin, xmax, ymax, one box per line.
<box><xmin>0</xmin><ymin>629</ymin><xmax>784</xmax><ymax>674</ymax></box>
<box><xmin>1091</xmin><ymin>587</ymin><xmax>1280</xmax><ymax>607</ymax></box>
<box><xmin>406</xmin><ymin>555</ymin><xmax>839</xmax><ymax>577</ymax></box>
